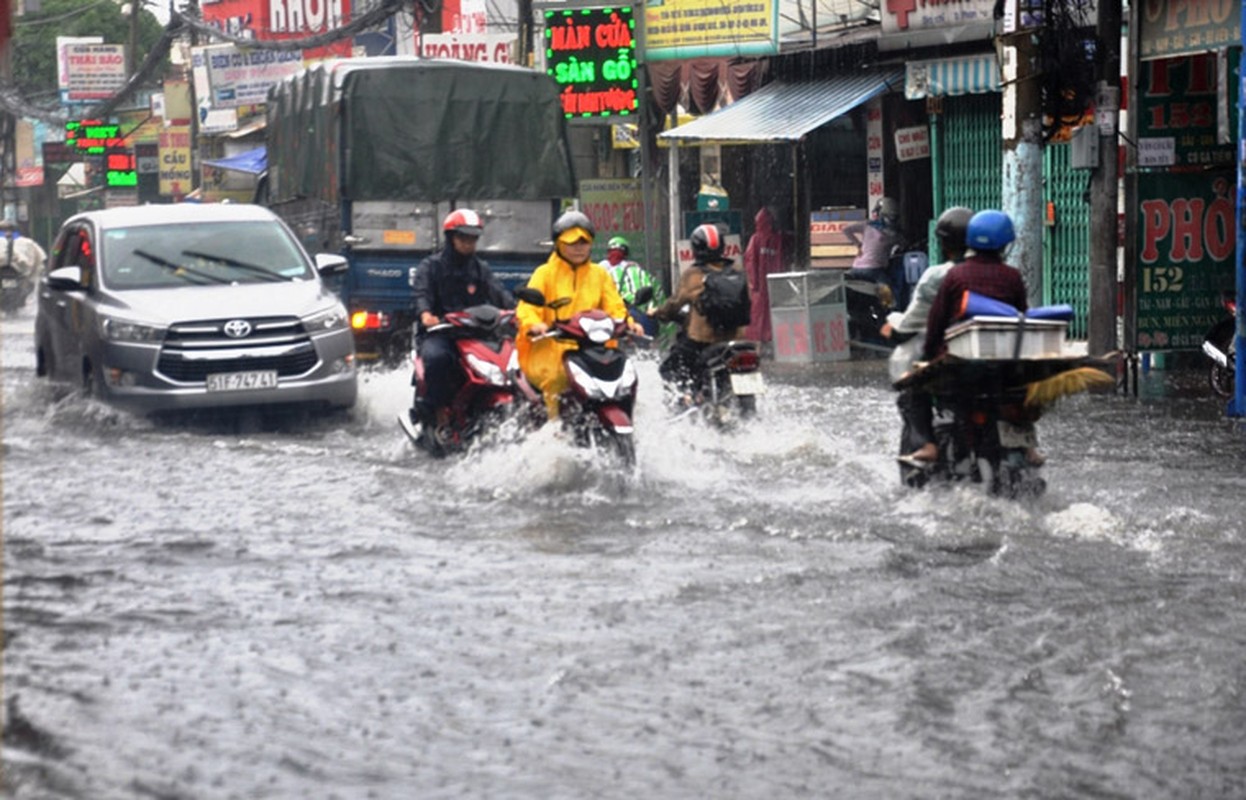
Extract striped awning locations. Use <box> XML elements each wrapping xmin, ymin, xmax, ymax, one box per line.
<box><xmin>905</xmin><ymin>54</ymin><xmax>1000</xmax><ymax>100</ymax></box>
<box><xmin>658</xmin><ymin>69</ymin><xmax>905</xmax><ymax>145</ymax></box>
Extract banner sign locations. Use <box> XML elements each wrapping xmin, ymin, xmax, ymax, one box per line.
<box><xmin>544</xmin><ymin>7</ymin><xmax>638</xmax><ymax>118</ymax></box>
<box><xmin>1139</xmin><ymin>0</ymin><xmax>1240</xmax><ymax>60</ymax></box>
<box><xmin>579</xmin><ymin>178</ymin><xmax>648</xmax><ymax>264</ymax></box>
<box><xmin>642</xmin><ymin>0</ymin><xmax>777</xmax><ymax>61</ymax></box>
<box><xmin>1136</xmin><ymin>53</ymin><xmax>1235</xmax><ymax>170</ymax></box>
<box><xmin>15</xmin><ymin>121</ymin><xmax>44</xmax><ymax>187</ymax></box>
<box><xmin>199</xmin><ymin>0</ymin><xmax>351</xmax><ymax>60</ymax></box>
<box><xmin>1134</xmin><ymin>170</ymin><xmax>1235</xmax><ymax>350</ymax></box>
<box><xmin>894</xmin><ymin>125</ymin><xmax>930</xmax><ymax>161</ymax></box>
<box><xmin>419</xmin><ymin>33</ymin><xmax>512</xmax><ymax>62</ymax></box>
<box><xmin>158</xmin><ymin>125</ymin><xmax>194</xmax><ymax>197</ymax></box>
<box><xmin>63</xmin><ymin>43</ymin><xmax>127</xmax><ymax>101</ymax></box>
<box><xmin>202</xmin><ymin>44</ymin><xmax>304</xmax><ymax>108</ymax></box>
<box><xmin>878</xmin><ymin>0</ymin><xmax>996</xmax><ymax>51</ymax></box>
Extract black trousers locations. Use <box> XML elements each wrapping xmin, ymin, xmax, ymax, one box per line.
<box><xmin>418</xmin><ymin>335</ymin><xmax>463</xmax><ymax>408</ymax></box>
<box><xmin>660</xmin><ymin>336</ymin><xmax>709</xmax><ymax>392</ymax></box>
<box><xmin>897</xmin><ymin>387</ymin><xmax>934</xmax><ymax>451</ymax></box>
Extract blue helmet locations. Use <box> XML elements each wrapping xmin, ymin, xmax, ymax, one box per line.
<box><xmin>966</xmin><ymin>210</ymin><xmax>1015</xmax><ymax>251</ymax></box>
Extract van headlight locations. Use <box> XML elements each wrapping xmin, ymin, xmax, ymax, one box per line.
<box><xmin>101</xmin><ymin>317</ymin><xmax>165</xmax><ymax>343</ymax></box>
<box><xmin>303</xmin><ymin>303</ymin><xmax>349</xmax><ymax>332</ymax></box>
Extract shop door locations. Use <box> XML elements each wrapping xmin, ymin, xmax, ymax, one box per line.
<box><xmin>1042</xmin><ymin>142</ymin><xmax>1090</xmax><ymax>339</ymax></box>
<box><xmin>941</xmin><ymin>94</ymin><xmax>1003</xmax><ymax>216</ymax></box>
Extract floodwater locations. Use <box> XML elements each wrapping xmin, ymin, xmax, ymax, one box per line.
<box><xmin>4</xmin><ymin>302</ymin><xmax>1246</xmax><ymax>799</ymax></box>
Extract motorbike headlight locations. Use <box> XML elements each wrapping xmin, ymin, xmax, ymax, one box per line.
<box><xmin>303</xmin><ymin>303</ymin><xmax>349</xmax><ymax>332</ymax></box>
<box><xmin>567</xmin><ymin>360</ymin><xmax>606</xmax><ymax>400</ymax></box>
<box><xmin>101</xmin><ymin>317</ymin><xmax>165</xmax><ymax>343</ymax></box>
<box><xmin>466</xmin><ymin>353</ymin><xmax>508</xmax><ymax>386</ymax></box>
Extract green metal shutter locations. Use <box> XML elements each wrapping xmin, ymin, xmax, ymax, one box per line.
<box><xmin>1042</xmin><ymin>143</ymin><xmax>1090</xmax><ymax>339</ymax></box>
<box><xmin>936</xmin><ymin>94</ymin><xmax>1091</xmax><ymax>339</ymax></box>
<box><xmin>941</xmin><ymin>94</ymin><xmax>1003</xmax><ymax>215</ymax></box>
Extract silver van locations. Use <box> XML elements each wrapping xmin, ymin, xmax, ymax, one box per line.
<box><xmin>35</xmin><ymin>204</ymin><xmax>357</xmax><ymax>414</ymax></box>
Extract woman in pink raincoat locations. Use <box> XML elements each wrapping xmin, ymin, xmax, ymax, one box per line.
<box><xmin>743</xmin><ymin>207</ymin><xmax>785</xmax><ymax>343</ymax></box>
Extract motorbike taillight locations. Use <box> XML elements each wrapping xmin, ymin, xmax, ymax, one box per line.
<box><xmin>727</xmin><ymin>350</ymin><xmax>760</xmax><ymax>371</ymax></box>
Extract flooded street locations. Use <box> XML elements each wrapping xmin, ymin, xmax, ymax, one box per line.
<box><xmin>4</xmin><ymin>301</ymin><xmax>1246</xmax><ymax>799</ymax></box>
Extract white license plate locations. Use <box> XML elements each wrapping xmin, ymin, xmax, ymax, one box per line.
<box><xmin>1</xmin><ymin>278</ymin><xmax>17</xmax><ymax>288</ymax></box>
<box><xmin>206</xmin><ymin>370</ymin><xmax>279</xmax><ymax>392</ymax></box>
<box><xmin>730</xmin><ymin>370</ymin><xmax>766</xmax><ymax>395</ymax></box>
<box><xmin>998</xmin><ymin>420</ymin><xmax>1038</xmax><ymax>448</ymax></box>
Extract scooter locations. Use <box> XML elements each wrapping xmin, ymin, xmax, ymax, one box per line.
<box><xmin>516</xmin><ymin>287</ymin><xmax>644</xmax><ymax>467</ymax></box>
<box><xmin>1201</xmin><ymin>293</ymin><xmax>1236</xmax><ymax>399</ymax></box>
<box><xmin>672</xmin><ymin>340</ymin><xmax>765</xmax><ymax>429</ymax></box>
<box><xmin>0</xmin><ymin>264</ymin><xmax>33</xmax><ymax>315</ymax></box>
<box><xmin>399</xmin><ymin>303</ymin><xmax>543</xmax><ymax>457</ymax></box>
<box><xmin>898</xmin><ymin>376</ymin><xmax>1047</xmax><ymax>499</ymax></box>
<box><xmin>843</xmin><ymin>275</ymin><xmax>894</xmax><ymax>350</ymax></box>
<box><xmin>895</xmin><ymin>356</ymin><xmax>1113</xmax><ymax>500</ymax></box>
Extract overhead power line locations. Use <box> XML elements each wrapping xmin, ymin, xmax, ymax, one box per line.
<box><xmin>0</xmin><ymin>0</ymin><xmax>411</xmax><ymax>124</ymax></box>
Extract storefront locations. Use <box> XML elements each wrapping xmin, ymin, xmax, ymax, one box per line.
<box><xmin>656</xmin><ymin>68</ymin><xmax>905</xmax><ymax>287</ymax></box>
<box><xmin>1127</xmin><ymin>5</ymin><xmax>1241</xmax><ymax>357</ymax></box>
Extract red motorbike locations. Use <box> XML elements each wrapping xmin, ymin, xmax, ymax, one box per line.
<box><xmin>400</xmin><ymin>303</ymin><xmax>543</xmax><ymax>456</ymax></box>
<box><xmin>518</xmin><ymin>288</ymin><xmax>645</xmax><ymax>467</ymax></box>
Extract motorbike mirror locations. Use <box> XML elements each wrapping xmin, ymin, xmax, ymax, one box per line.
<box><xmin>633</xmin><ymin>286</ymin><xmax>654</xmax><ymax>307</ymax></box>
<box><xmin>514</xmin><ymin>287</ymin><xmax>546</xmax><ymax>307</ymax></box>
<box><xmin>548</xmin><ymin>297</ymin><xmax>573</xmax><ymax>311</ymax></box>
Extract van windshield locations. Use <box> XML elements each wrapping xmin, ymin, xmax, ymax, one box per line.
<box><xmin>102</xmin><ymin>220</ymin><xmax>313</xmax><ymax>289</ymax></box>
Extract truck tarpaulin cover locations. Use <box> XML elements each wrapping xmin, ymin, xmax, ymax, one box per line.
<box><xmin>266</xmin><ymin>60</ymin><xmax>577</xmax><ymax>203</ymax></box>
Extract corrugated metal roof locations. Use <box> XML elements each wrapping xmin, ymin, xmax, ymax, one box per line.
<box><xmin>658</xmin><ymin>69</ymin><xmax>905</xmax><ymax>145</ymax></box>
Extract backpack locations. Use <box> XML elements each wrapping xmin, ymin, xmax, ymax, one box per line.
<box><xmin>696</xmin><ymin>265</ymin><xmax>751</xmax><ymax>332</ymax></box>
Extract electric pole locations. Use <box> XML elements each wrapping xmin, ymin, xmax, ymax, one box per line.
<box><xmin>1000</xmin><ymin>29</ymin><xmax>1044</xmax><ymax>308</ymax></box>
<box><xmin>1088</xmin><ymin>0</ymin><xmax>1122</xmax><ymax>356</ymax></box>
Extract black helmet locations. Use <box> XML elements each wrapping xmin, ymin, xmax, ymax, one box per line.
<box><xmin>552</xmin><ymin>210</ymin><xmax>595</xmax><ymax>242</ymax></box>
<box><xmin>690</xmin><ymin>222</ymin><xmax>728</xmax><ymax>264</ymax></box>
<box><xmin>933</xmin><ymin>206</ymin><xmax>973</xmax><ymax>254</ymax></box>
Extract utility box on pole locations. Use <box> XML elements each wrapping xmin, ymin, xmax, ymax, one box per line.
<box><xmin>1070</xmin><ymin>124</ymin><xmax>1100</xmax><ymax>169</ymax></box>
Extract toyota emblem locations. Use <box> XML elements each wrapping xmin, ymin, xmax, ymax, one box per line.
<box><xmin>223</xmin><ymin>319</ymin><xmax>252</xmax><ymax>338</ymax></box>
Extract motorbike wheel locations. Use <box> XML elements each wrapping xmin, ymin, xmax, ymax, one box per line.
<box><xmin>612</xmin><ymin>432</ymin><xmax>636</xmax><ymax>467</ymax></box>
<box><xmin>1</xmin><ymin>295</ymin><xmax>25</xmax><ymax>315</ymax></box>
<box><xmin>987</xmin><ymin>452</ymin><xmax>1047</xmax><ymax>500</ymax></box>
<box><xmin>1209</xmin><ymin>334</ymin><xmax>1235</xmax><ymax>398</ymax></box>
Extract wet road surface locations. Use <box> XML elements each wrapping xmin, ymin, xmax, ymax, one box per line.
<box><xmin>4</xmin><ymin>304</ymin><xmax>1246</xmax><ymax>799</ymax></box>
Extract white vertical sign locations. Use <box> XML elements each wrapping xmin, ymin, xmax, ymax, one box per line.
<box><xmin>865</xmin><ymin>96</ymin><xmax>885</xmax><ymax>214</ymax></box>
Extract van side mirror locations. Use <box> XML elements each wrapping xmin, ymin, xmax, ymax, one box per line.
<box><xmin>314</xmin><ymin>253</ymin><xmax>349</xmax><ymax>276</ymax></box>
<box><xmin>46</xmin><ymin>265</ymin><xmax>84</xmax><ymax>291</ymax></box>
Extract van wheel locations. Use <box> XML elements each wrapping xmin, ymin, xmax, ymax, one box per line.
<box><xmin>36</xmin><ymin>340</ymin><xmax>52</xmax><ymax>377</ymax></box>
<box><xmin>82</xmin><ymin>361</ymin><xmax>100</xmax><ymax>398</ymax></box>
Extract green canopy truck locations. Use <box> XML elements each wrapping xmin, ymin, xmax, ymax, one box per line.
<box><xmin>260</xmin><ymin>57</ymin><xmax>578</xmax><ymax>364</ymax></box>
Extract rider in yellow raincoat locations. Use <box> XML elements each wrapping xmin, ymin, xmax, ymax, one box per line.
<box><xmin>516</xmin><ymin>210</ymin><xmax>643</xmax><ymax>418</ymax></box>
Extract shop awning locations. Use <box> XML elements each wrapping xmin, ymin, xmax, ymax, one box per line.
<box><xmin>905</xmin><ymin>54</ymin><xmax>1000</xmax><ymax>100</ymax></box>
<box><xmin>202</xmin><ymin>146</ymin><xmax>267</xmax><ymax>175</ymax></box>
<box><xmin>658</xmin><ymin>68</ymin><xmax>905</xmax><ymax>145</ymax></box>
